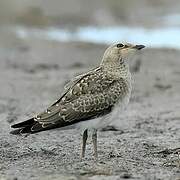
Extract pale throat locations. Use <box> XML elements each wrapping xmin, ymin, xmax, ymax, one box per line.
<box><xmin>101</xmin><ymin>55</ymin><xmax>131</xmax><ymax>80</ymax></box>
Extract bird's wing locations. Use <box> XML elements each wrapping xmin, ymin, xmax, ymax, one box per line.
<box><xmin>11</xmin><ymin>67</ymin><xmax>129</xmax><ymax>133</ymax></box>
<box><xmin>64</xmin><ymin>74</ymin><xmax>85</xmax><ymax>91</ymax></box>
<box><xmin>52</xmin><ymin>79</ymin><xmax>127</xmax><ymax>123</ymax></box>
<box><xmin>34</xmin><ymin>66</ymin><xmax>114</xmax><ymax>124</ymax></box>
<box><xmin>51</xmin><ymin>67</ymin><xmax>102</xmax><ymax>106</ymax></box>
<box><xmin>36</xmin><ymin>68</ymin><xmax>128</xmax><ymax>125</ymax></box>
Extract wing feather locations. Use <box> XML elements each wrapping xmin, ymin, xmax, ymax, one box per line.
<box><xmin>59</xmin><ymin>79</ymin><xmax>128</xmax><ymax>123</ymax></box>
<box><xmin>11</xmin><ymin>67</ymin><xmax>129</xmax><ymax>133</ymax></box>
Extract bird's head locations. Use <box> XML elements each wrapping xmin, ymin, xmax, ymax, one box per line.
<box><xmin>101</xmin><ymin>43</ymin><xmax>145</xmax><ymax>66</ymax></box>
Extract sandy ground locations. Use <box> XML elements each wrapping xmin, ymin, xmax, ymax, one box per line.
<box><xmin>0</xmin><ymin>40</ymin><xmax>179</xmax><ymax>180</ymax></box>
<box><xmin>0</xmin><ymin>1</ymin><xmax>180</xmax><ymax>179</ymax></box>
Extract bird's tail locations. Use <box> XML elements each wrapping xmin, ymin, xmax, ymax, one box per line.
<box><xmin>10</xmin><ymin>118</ymin><xmax>61</xmax><ymax>135</ymax></box>
<box><xmin>10</xmin><ymin>118</ymin><xmax>37</xmax><ymax>134</ymax></box>
<box><xmin>10</xmin><ymin>117</ymin><xmax>70</xmax><ymax>135</ymax></box>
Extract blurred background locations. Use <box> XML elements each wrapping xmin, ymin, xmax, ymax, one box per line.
<box><xmin>1</xmin><ymin>0</ymin><xmax>180</xmax><ymax>48</ymax></box>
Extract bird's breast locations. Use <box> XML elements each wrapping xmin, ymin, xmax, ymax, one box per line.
<box><xmin>113</xmin><ymin>78</ymin><xmax>132</xmax><ymax>110</ymax></box>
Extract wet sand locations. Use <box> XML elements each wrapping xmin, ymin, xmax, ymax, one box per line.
<box><xmin>0</xmin><ymin>40</ymin><xmax>179</xmax><ymax>180</ymax></box>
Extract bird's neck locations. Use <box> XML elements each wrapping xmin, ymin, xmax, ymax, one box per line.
<box><xmin>101</xmin><ymin>57</ymin><xmax>131</xmax><ymax>81</ymax></box>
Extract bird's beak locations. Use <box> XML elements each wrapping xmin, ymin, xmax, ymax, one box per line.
<box><xmin>133</xmin><ymin>45</ymin><xmax>145</xmax><ymax>50</ymax></box>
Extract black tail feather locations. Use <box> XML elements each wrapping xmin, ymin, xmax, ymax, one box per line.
<box><xmin>10</xmin><ymin>129</ymin><xmax>24</xmax><ymax>135</ymax></box>
<box><xmin>10</xmin><ymin>118</ymin><xmax>61</xmax><ymax>135</ymax></box>
<box><xmin>10</xmin><ymin>118</ymin><xmax>38</xmax><ymax>134</ymax></box>
<box><xmin>11</xmin><ymin>118</ymin><xmax>35</xmax><ymax>128</ymax></box>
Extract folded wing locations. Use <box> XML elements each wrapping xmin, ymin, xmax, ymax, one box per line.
<box><xmin>11</xmin><ymin>67</ymin><xmax>128</xmax><ymax>134</ymax></box>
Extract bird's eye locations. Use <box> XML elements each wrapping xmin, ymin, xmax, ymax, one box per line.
<box><xmin>116</xmin><ymin>43</ymin><xmax>124</xmax><ymax>48</ymax></box>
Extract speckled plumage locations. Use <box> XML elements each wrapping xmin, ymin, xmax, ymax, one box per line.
<box><xmin>11</xmin><ymin>43</ymin><xmax>145</xmax><ymax>159</ymax></box>
<box><xmin>38</xmin><ymin>67</ymin><xmax>130</xmax><ymax>125</ymax></box>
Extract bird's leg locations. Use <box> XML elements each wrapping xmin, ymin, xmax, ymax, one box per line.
<box><xmin>81</xmin><ymin>129</ymin><xmax>88</xmax><ymax>160</ymax></box>
<box><xmin>92</xmin><ymin>129</ymin><xmax>98</xmax><ymax>160</ymax></box>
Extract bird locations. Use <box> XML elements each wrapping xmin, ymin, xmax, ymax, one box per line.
<box><xmin>10</xmin><ymin>43</ymin><xmax>145</xmax><ymax>159</ymax></box>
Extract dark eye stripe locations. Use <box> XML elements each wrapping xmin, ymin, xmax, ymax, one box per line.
<box><xmin>116</xmin><ymin>43</ymin><xmax>124</xmax><ymax>48</ymax></box>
